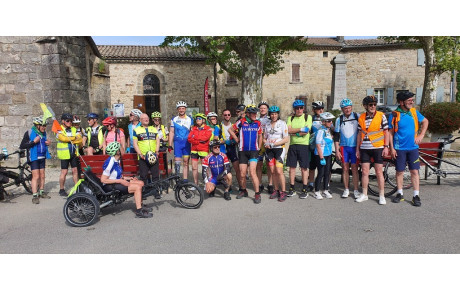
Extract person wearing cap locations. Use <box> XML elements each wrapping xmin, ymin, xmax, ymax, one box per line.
<box><xmin>127</xmin><ymin>109</ymin><xmax>143</xmax><ymax>153</ymax></box>
<box><xmin>20</xmin><ymin>116</ymin><xmax>51</xmax><ymax>204</ymax></box>
<box><xmin>388</xmin><ymin>91</ymin><xmax>429</xmax><ymax>207</ymax></box>
<box><xmin>82</xmin><ymin>113</ymin><xmax>105</xmax><ymax>155</ymax></box>
<box><xmin>313</xmin><ymin>112</ymin><xmax>336</xmax><ymax>200</ymax></box>
<box><xmin>222</xmin><ymin>107</ymin><xmax>243</xmax><ymax>193</ymax></box>
<box><xmin>56</xmin><ymin>113</ymin><xmax>83</xmax><ymax>197</ymax></box>
<box><xmin>356</xmin><ymin>95</ymin><xmax>390</xmax><ymax>205</ymax></box>
<box><xmin>256</xmin><ymin>101</ymin><xmax>273</xmax><ymax>194</ymax></box>
<box><xmin>169</xmin><ymin>101</ymin><xmax>193</xmax><ymax>181</ymax></box>
<box><xmin>306</xmin><ymin>101</ymin><xmax>325</xmax><ymax>194</ymax></box>
<box><xmin>334</xmin><ymin>98</ymin><xmax>361</xmax><ymax>199</ymax></box>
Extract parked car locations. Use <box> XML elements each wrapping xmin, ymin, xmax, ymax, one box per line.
<box><xmin>377</xmin><ymin>105</ymin><xmax>398</xmax><ymax>119</ymax></box>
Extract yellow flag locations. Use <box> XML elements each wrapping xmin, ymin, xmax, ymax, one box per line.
<box><xmin>40</xmin><ymin>103</ymin><xmax>55</xmax><ymax>121</ymax></box>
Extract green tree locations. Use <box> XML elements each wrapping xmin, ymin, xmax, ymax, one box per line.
<box><xmin>161</xmin><ymin>36</ymin><xmax>310</xmax><ymax>105</ymax></box>
<box><xmin>381</xmin><ymin>36</ymin><xmax>460</xmax><ymax>109</ymax></box>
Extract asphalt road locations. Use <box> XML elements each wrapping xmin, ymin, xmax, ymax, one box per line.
<box><xmin>1</xmin><ymin>168</ymin><xmax>458</xmax><ymax>254</ymax></box>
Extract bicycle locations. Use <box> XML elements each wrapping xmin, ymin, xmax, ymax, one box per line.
<box><xmin>0</xmin><ymin>149</ymin><xmax>33</xmax><ymax>199</ymax></box>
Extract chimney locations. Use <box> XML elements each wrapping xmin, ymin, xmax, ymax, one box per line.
<box><xmin>336</xmin><ymin>36</ymin><xmax>344</xmax><ymax>43</ymax></box>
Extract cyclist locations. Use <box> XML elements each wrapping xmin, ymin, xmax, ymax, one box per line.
<box><xmin>56</xmin><ymin>113</ymin><xmax>83</xmax><ymax>197</ymax></box>
<box><xmin>286</xmin><ymin>99</ymin><xmax>313</xmax><ymax>199</ymax></box>
<box><xmin>169</xmin><ymin>101</ymin><xmax>193</xmax><ymax>181</ymax></box>
<box><xmin>20</xmin><ymin>116</ymin><xmax>51</xmax><ymax>204</ymax></box>
<box><xmin>133</xmin><ymin>114</ymin><xmax>160</xmax><ymax>193</ymax></box>
<box><xmin>102</xmin><ymin>116</ymin><xmax>126</xmax><ymax>155</ymax></box>
<box><xmin>256</xmin><ymin>101</ymin><xmax>273</xmax><ymax>194</ymax></box>
<box><xmin>82</xmin><ymin>113</ymin><xmax>105</xmax><ymax>155</ymax></box>
<box><xmin>313</xmin><ymin>112</ymin><xmax>336</xmax><ymax>199</ymax></box>
<box><xmin>263</xmin><ymin>105</ymin><xmax>289</xmax><ymax>201</ymax></box>
<box><xmin>72</xmin><ymin>115</ymin><xmax>84</xmax><ymax>156</ymax></box>
<box><xmin>188</xmin><ymin>113</ymin><xmax>213</xmax><ymax>185</ymax></box>
<box><xmin>356</xmin><ymin>95</ymin><xmax>390</xmax><ymax>205</ymax></box>
<box><xmin>228</xmin><ymin>104</ymin><xmax>263</xmax><ymax>203</ymax></box>
<box><xmin>306</xmin><ymin>101</ymin><xmax>325</xmax><ymax>194</ymax></box>
<box><xmin>151</xmin><ymin>111</ymin><xmax>169</xmax><ymax>151</ymax></box>
<box><xmin>222</xmin><ymin>108</ymin><xmax>242</xmax><ymax>193</ymax></box>
<box><xmin>202</xmin><ymin>140</ymin><xmax>233</xmax><ymax>200</ymax></box>
<box><xmin>334</xmin><ymin>98</ymin><xmax>361</xmax><ymax>199</ymax></box>
<box><xmin>388</xmin><ymin>91</ymin><xmax>429</xmax><ymax>207</ymax></box>
<box><xmin>100</xmin><ymin>141</ymin><xmax>152</xmax><ymax>218</ymax></box>
<box><xmin>127</xmin><ymin>109</ymin><xmax>143</xmax><ymax>153</ymax></box>
<box><xmin>207</xmin><ymin>111</ymin><xmax>226</xmax><ymax>153</ymax></box>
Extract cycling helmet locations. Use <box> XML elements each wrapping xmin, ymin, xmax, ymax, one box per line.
<box><xmin>151</xmin><ymin>111</ymin><xmax>162</xmax><ymax>118</ymax></box>
<box><xmin>396</xmin><ymin>91</ymin><xmax>415</xmax><ymax>102</ymax></box>
<box><xmin>236</xmin><ymin>104</ymin><xmax>246</xmax><ymax>112</ymax></box>
<box><xmin>102</xmin><ymin>116</ymin><xmax>117</xmax><ymax>126</ymax></box>
<box><xmin>340</xmin><ymin>98</ymin><xmax>353</xmax><ymax>108</ymax></box>
<box><xmin>245</xmin><ymin>104</ymin><xmax>259</xmax><ymax>113</ymax></box>
<box><xmin>145</xmin><ymin>151</ymin><xmax>157</xmax><ymax>166</ymax></box>
<box><xmin>72</xmin><ymin>115</ymin><xmax>81</xmax><ymax>124</ymax></box>
<box><xmin>312</xmin><ymin>101</ymin><xmax>324</xmax><ymax>109</ymax></box>
<box><xmin>258</xmin><ymin>101</ymin><xmax>269</xmax><ymax>108</ymax></box>
<box><xmin>209</xmin><ymin>139</ymin><xmax>221</xmax><ymax>149</ymax></box>
<box><xmin>207</xmin><ymin>112</ymin><xmax>218</xmax><ymax>118</ymax></box>
<box><xmin>33</xmin><ymin>116</ymin><xmax>46</xmax><ymax>126</ymax></box>
<box><xmin>106</xmin><ymin>141</ymin><xmax>121</xmax><ymax>156</ymax></box>
<box><xmin>130</xmin><ymin>109</ymin><xmax>143</xmax><ymax>119</ymax></box>
<box><xmin>320</xmin><ymin>112</ymin><xmax>336</xmax><ymax>121</ymax></box>
<box><xmin>194</xmin><ymin>113</ymin><xmax>207</xmax><ymax>121</ymax></box>
<box><xmin>61</xmin><ymin>113</ymin><xmax>73</xmax><ymax>121</ymax></box>
<box><xmin>268</xmin><ymin>105</ymin><xmax>280</xmax><ymax>114</ymax></box>
<box><xmin>176</xmin><ymin>101</ymin><xmax>187</xmax><ymax>108</ymax></box>
<box><xmin>292</xmin><ymin>99</ymin><xmax>305</xmax><ymax>108</ymax></box>
<box><xmin>86</xmin><ymin>113</ymin><xmax>99</xmax><ymax>119</ymax></box>
<box><xmin>362</xmin><ymin>95</ymin><xmax>378</xmax><ymax>105</ymax></box>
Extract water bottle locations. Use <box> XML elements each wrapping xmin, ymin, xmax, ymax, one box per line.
<box><xmin>2</xmin><ymin>147</ymin><xmax>8</xmax><ymax>160</ymax></box>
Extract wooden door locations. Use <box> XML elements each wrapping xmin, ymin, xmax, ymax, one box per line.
<box><xmin>133</xmin><ymin>95</ymin><xmax>146</xmax><ymax>113</ymax></box>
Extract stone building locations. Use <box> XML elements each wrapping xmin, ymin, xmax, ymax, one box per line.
<box><xmin>0</xmin><ymin>36</ymin><xmax>110</xmax><ymax>157</ymax></box>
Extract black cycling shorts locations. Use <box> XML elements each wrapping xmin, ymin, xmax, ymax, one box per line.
<box><xmin>29</xmin><ymin>159</ymin><xmax>46</xmax><ymax>170</ymax></box>
<box><xmin>60</xmin><ymin>155</ymin><xmax>79</xmax><ymax>169</ymax></box>
<box><xmin>238</xmin><ymin>150</ymin><xmax>259</xmax><ymax>165</ymax></box>
<box><xmin>360</xmin><ymin>148</ymin><xmax>384</xmax><ymax>164</ymax></box>
<box><xmin>286</xmin><ymin>144</ymin><xmax>310</xmax><ymax>169</ymax></box>
<box><xmin>103</xmin><ymin>183</ymin><xmax>129</xmax><ymax>195</ymax></box>
<box><xmin>225</xmin><ymin>144</ymin><xmax>239</xmax><ymax>163</ymax></box>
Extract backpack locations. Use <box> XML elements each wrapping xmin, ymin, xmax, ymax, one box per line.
<box><xmin>339</xmin><ymin>112</ymin><xmax>359</xmax><ymax>127</ymax></box>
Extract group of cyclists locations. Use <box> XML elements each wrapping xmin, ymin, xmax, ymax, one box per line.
<box><xmin>17</xmin><ymin>90</ymin><xmax>428</xmax><ymax>218</ymax></box>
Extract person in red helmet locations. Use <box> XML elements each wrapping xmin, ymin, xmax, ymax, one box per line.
<box><xmin>102</xmin><ymin>116</ymin><xmax>126</xmax><ymax>155</ymax></box>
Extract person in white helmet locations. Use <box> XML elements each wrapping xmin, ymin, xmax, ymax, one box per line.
<box><xmin>127</xmin><ymin>109</ymin><xmax>143</xmax><ymax>153</ymax></box>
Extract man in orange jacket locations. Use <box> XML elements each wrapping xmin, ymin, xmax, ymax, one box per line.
<box><xmin>356</xmin><ymin>96</ymin><xmax>389</xmax><ymax>205</ymax></box>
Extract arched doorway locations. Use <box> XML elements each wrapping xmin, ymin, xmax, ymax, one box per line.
<box><xmin>143</xmin><ymin>74</ymin><xmax>160</xmax><ymax>117</ymax></box>
<box><xmin>133</xmin><ymin>70</ymin><xmax>167</xmax><ymax>119</ymax></box>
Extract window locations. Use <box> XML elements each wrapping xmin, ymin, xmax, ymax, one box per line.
<box><xmin>227</xmin><ymin>74</ymin><xmax>238</xmax><ymax>85</ymax></box>
<box><xmin>374</xmin><ymin>89</ymin><xmax>385</xmax><ymax>105</ymax></box>
<box><xmin>143</xmin><ymin>74</ymin><xmax>161</xmax><ymax>116</ymax></box>
<box><xmin>225</xmin><ymin>98</ymin><xmax>239</xmax><ymax>116</ymax></box>
<box><xmin>292</xmin><ymin>64</ymin><xmax>300</xmax><ymax>83</ymax></box>
<box><xmin>323</xmin><ymin>51</ymin><xmax>328</xmax><ymax>58</ymax></box>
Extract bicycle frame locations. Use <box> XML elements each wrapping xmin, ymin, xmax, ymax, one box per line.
<box><xmin>419</xmin><ymin>149</ymin><xmax>460</xmax><ymax>178</ymax></box>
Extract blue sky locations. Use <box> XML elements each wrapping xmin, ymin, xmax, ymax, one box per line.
<box><xmin>92</xmin><ymin>36</ymin><xmax>378</xmax><ymax>46</ymax></box>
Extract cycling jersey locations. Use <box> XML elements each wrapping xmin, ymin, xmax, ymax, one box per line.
<box><xmin>388</xmin><ymin>107</ymin><xmax>425</xmax><ymax>150</ymax></box>
<box><xmin>232</xmin><ymin>117</ymin><xmax>262</xmax><ymax>151</ymax></box>
<box><xmin>259</xmin><ymin>115</ymin><xmax>271</xmax><ymax>128</ymax></box>
<box><xmin>263</xmin><ymin>119</ymin><xmax>288</xmax><ymax>148</ymax></box>
<box><xmin>334</xmin><ymin>112</ymin><xmax>359</xmax><ymax>147</ymax></box>
<box><xmin>287</xmin><ymin>114</ymin><xmax>312</xmax><ymax>145</ymax></box>
<box><xmin>202</xmin><ymin>152</ymin><xmax>231</xmax><ymax>185</ymax></box>
<box><xmin>315</xmin><ymin>126</ymin><xmax>334</xmax><ymax>157</ymax></box>
<box><xmin>102</xmin><ymin>156</ymin><xmax>123</xmax><ymax>181</ymax></box>
<box><xmin>128</xmin><ymin>122</ymin><xmax>141</xmax><ymax>149</ymax></box>
<box><xmin>171</xmin><ymin>115</ymin><xmax>193</xmax><ymax>141</ymax></box>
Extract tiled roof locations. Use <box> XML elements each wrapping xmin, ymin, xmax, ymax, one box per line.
<box><xmin>306</xmin><ymin>37</ymin><xmax>342</xmax><ymax>47</ymax></box>
<box><xmin>97</xmin><ymin>45</ymin><xmax>207</xmax><ymax>62</ymax></box>
<box><xmin>342</xmin><ymin>38</ymin><xmax>407</xmax><ymax>49</ymax></box>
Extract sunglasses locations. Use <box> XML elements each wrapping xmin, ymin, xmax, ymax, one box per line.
<box><xmin>325</xmin><ymin>120</ymin><xmax>333</xmax><ymax>123</ymax></box>
<box><xmin>212</xmin><ymin>145</ymin><xmax>220</xmax><ymax>149</ymax></box>
<box><xmin>294</xmin><ymin>107</ymin><xmax>304</xmax><ymax>110</ymax></box>
<box><xmin>223</xmin><ymin>114</ymin><xmax>231</xmax><ymax>116</ymax></box>
<box><xmin>65</xmin><ymin>120</ymin><xmax>72</xmax><ymax>123</ymax></box>
<box><xmin>196</xmin><ymin>117</ymin><xmax>203</xmax><ymax>120</ymax></box>
<box><xmin>367</xmin><ymin>103</ymin><xmax>377</xmax><ymax>107</ymax></box>
<box><xmin>153</xmin><ymin>118</ymin><xmax>160</xmax><ymax>121</ymax></box>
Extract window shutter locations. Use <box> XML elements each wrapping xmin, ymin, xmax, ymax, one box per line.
<box><xmin>417</xmin><ymin>49</ymin><xmax>425</xmax><ymax>66</ymax></box>
<box><xmin>416</xmin><ymin>87</ymin><xmax>423</xmax><ymax>105</ymax></box>
<box><xmin>292</xmin><ymin>64</ymin><xmax>300</xmax><ymax>82</ymax></box>
<box><xmin>366</xmin><ymin>88</ymin><xmax>374</xmax><ymax>96</ymax></box>
<box><xmin>436</xmin><ymin>86</ymin><xmax>444</xmax><ymax>102</ymax></box>
<box><xmin>387</xmin><ymin>88</ymin><xmax>394</xmax><ymax>105</ymax></box>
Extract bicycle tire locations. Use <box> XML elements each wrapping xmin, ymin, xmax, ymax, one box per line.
<box><xmin>385</xmin><ymin>159</ymin><xmax>412</xmax><ymax>191</ymax></box>
<box><xmin>175</xmin><ymin>182</ymin><xmax>204</xmax><ymax>209</ymax></box>
<box><xmin>63</xmin><ymin>193</ymin><xmax>100</xmax><ymax>227</ymax></box>
<box><xmin>20</xmin><ymin>163</ymin><xmax>33</xmax><ymax>194</ymax></box>
<box><xmin>367</xmin><ymin>161</ymin><xmax>397</xmax><ymax>197</ymax></box>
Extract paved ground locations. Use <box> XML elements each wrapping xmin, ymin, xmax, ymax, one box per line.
<box><xmin>1</xmin><ymin>166</ymin><xmax>458</xmax><ymax>254</ymax></box>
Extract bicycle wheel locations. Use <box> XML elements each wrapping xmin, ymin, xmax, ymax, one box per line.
<box><xmin>385</xmin><ymin>159</ymin><xmax>412</xmax><ymax>191</ymax></box>
<box><xmin>63</xmin><ymin>193</ymin><xmax>100</xmax><ymax>227</ymax></box>
<box><xmin>20</xmin><ymin>163</ymin><xmax>33</xmax><ymax>194</ymax></box>
<box><xmin>367</xmin><ymin>161</ymin><xmax>397</xmax><ymax>197</ymax></box>
<box><xmin>175</xmin><ymin>182</ymin><xmax>204</xmax><ymax>209</ymax></box>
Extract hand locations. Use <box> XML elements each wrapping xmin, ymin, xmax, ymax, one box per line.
<box><xmin>205</xmin><ymin>182</ymin><xmax>215</xmax><ymax>193</ymax></box>
<box><xmin>299</xmin><ymin>127</ymin><xmax>310</xmax><ymax>133</ymax></box>
<box><xmin>415</xmin><ymin>135</ymin><xmax>424</xmax><ymax>145</ymax></box>
<box><xmin>390</xmin><ymin>148</ymin><xmax>397</xmax><ymax>159</ymax></box>
<box><xmin>264</xmin><ymin>143</ymin><xmax>271</xmax><ymax>149</ymax></box>
<box><xmin>45</xmin><ymin>140</ymin><xmax>51</xmax><ymax>146</ymax></box>
<box><xmin>356</xmin><ymin>150</ymin><xmax>360</xmax><ymax>160</ymax></box>
<box><xmin>33</xmin><ymin>136</ymin><xmax>41</xmax><ymax>143</ymax></box>
<box><xmin>140</xmin><ymin>154</ymin><xmax>145</xmax><ymax>160</ymax></box>
<box><xmin>382</xmin><ymin>147</ymin><xmax>389</xmax><ymax>157</ymax></box>
<box><xmin>335</xmin><ymin>151</ymin><xmax>342</xmax><ymax>162</ymax></box>
<box><xmin>320</xmin><ymin>158</ymin><xmax>326</xmax><ymax>166</ymax></box>
<box><xmin>120</xmin><ymin>179</ymin><xmax>130</xmax><ymax>187</ymax></box>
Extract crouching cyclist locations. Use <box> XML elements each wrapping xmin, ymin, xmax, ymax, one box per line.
<box><xmin>202</xmin><ymin>140</ymin><xmax>233</xmax><ymax>200</ymax></box>
<box><xmin>101</xmin><ymin>142</ymin><xmax>152</xmax><ymax>218</ymax></box>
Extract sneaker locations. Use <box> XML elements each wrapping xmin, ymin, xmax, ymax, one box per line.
<box><xmin>278</xmin><ymin>191</ymin><xmax>287</xmax><ymax>202</ymax></box>
<box><xmin>392</xmin><ymin>193</ymin><xmax>404</xmax><ymax>203</ymax></box>
<box><xmin>236</xmin><ymin>189</ymin><xmax>248</xmax><ymax>199</ymax></box>
<box><xmin>59</xmin><ymin>189</ymin><xmax>68</xmax><ymax>197</ymax></box>
<box><xmin>324</xmin><ymin>190</ymin><xmax>333</xmax><ymax>199</ymax></box>
<box><xmin>354</xmin><ymin>190</ymin><xmax>362</xmax><ymax>199</ymax></box>
<box><xmin>40</xmin><ymin>193</ymin><xmax>51</xmax><ymax>199</ymax></box>
<box><xmin>154</xmin><ymin>191</ymin><xmax>162</xmax><ymax>199</ymax></box>
<box><xmin>142</xmin><ymin>205</ymin><xmax>153</xmax><ymax>212</ymax></box>
<box><xmin>135</xmin><ymin>208</ymin><xmax>153</xmax><ymax>218</ymax></box>
<box><xmin>355</xmin><ymin>195</ymin><xmax>369</xmax><ymax>203</ymax></box>
<box><xmin>269</xmin><ymin>190</ymin><xmax>279</xmax><ymax>199</ymax></box>
<box><xmin>306</xmin><ymin>184</ymin><xmax>314</xmax><ymax>193</ymax></box>
<box><xmin>412</xmin><ymin>195</ymin><xmax>421</xmax><ymax>207</ymax></box>
<box><xmin>267</xmin><ymin>185</ymin><xmax>274</xmax><ymax>194</ymax></box>
<box><xmin>299</xmin><ymin>189</ymin><xmax>308</xmax><ymax>199</ymax></box>
<box><xmin>228</xmin><ymin>186</ymin><xmax>233</xmax><ymax>194</ymax></box>
<box><xmin>379</xmin><ymin>196</ymin><xmax>387</xmax><ymax>205</ymax></box>
<box><xmin>259</xmin><ymin>184</ymin><xmax>264</xmax><ymax>193</ymax></box>
<box><xmin>254</xmin><ymin>193</ymin><xmax>261</xmax><ymax>204</ymax></box>
<box><xmin>287</xmin><ymin>188</ymin><xmax>296</xmax><ymax>197</ymax></box>
<box><xmin>313</xmin><ymin>191</ymin><xmax>323</xmax><ymax>200</ymax></box>
<box><xmin>223</xmin><ymin>191</ymin><xmax>231</xmax><ymax>201</ymax></box>
<box><xmin>32</xmin><ymin>195</ymin><xmax>40</xmax><ymax>204</ymax></box>
<box><xmin>209</xmin><ymin>190</ymin><xmax>215</xmax><ymax>197</ymax></box>
<box><xmin>342</xmin><ymin>189</ymin><xmax>349</xmax><ymax>198</ymax></box>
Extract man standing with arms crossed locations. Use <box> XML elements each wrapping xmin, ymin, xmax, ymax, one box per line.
<box><xmin>169</xmin><ymin>101</ymin><xmax>193</xmax><ymax>181</ymax></box>
<box><xmin>356</xmin><ymin>95</ymin><xmax>389</xmax><ymax>205</ymax></box>
<box><xmin>389</xmin><ymin>91</ymin><xmax>428</xmax><ymax>207</ymax></box>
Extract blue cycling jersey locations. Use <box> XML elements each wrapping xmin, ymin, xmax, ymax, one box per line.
<box><xmin>171</xmin><ymin>115</ymin><xmax>193</xmax><ymax>140</ymax></box>
<box><xmin>202</xmin><ymin>152</ymin><xmax>230</xmax><ymax>184</ymax></box>
<box><xmin>232</xmin><ymin>117</ymin><xmax>262</xmax><ymax>151</ymax></box>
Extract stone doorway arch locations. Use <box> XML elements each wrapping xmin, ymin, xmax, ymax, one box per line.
<box><xmin>134</xmin><ymin>68</ymin><xmax>168</xmax><ymax>119</ymax></box>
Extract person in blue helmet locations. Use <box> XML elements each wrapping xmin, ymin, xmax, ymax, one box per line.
<box><xmin>306</xmin><ymin>101</ymin><xmax>325</xmax><ymax>194</ymax></box>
